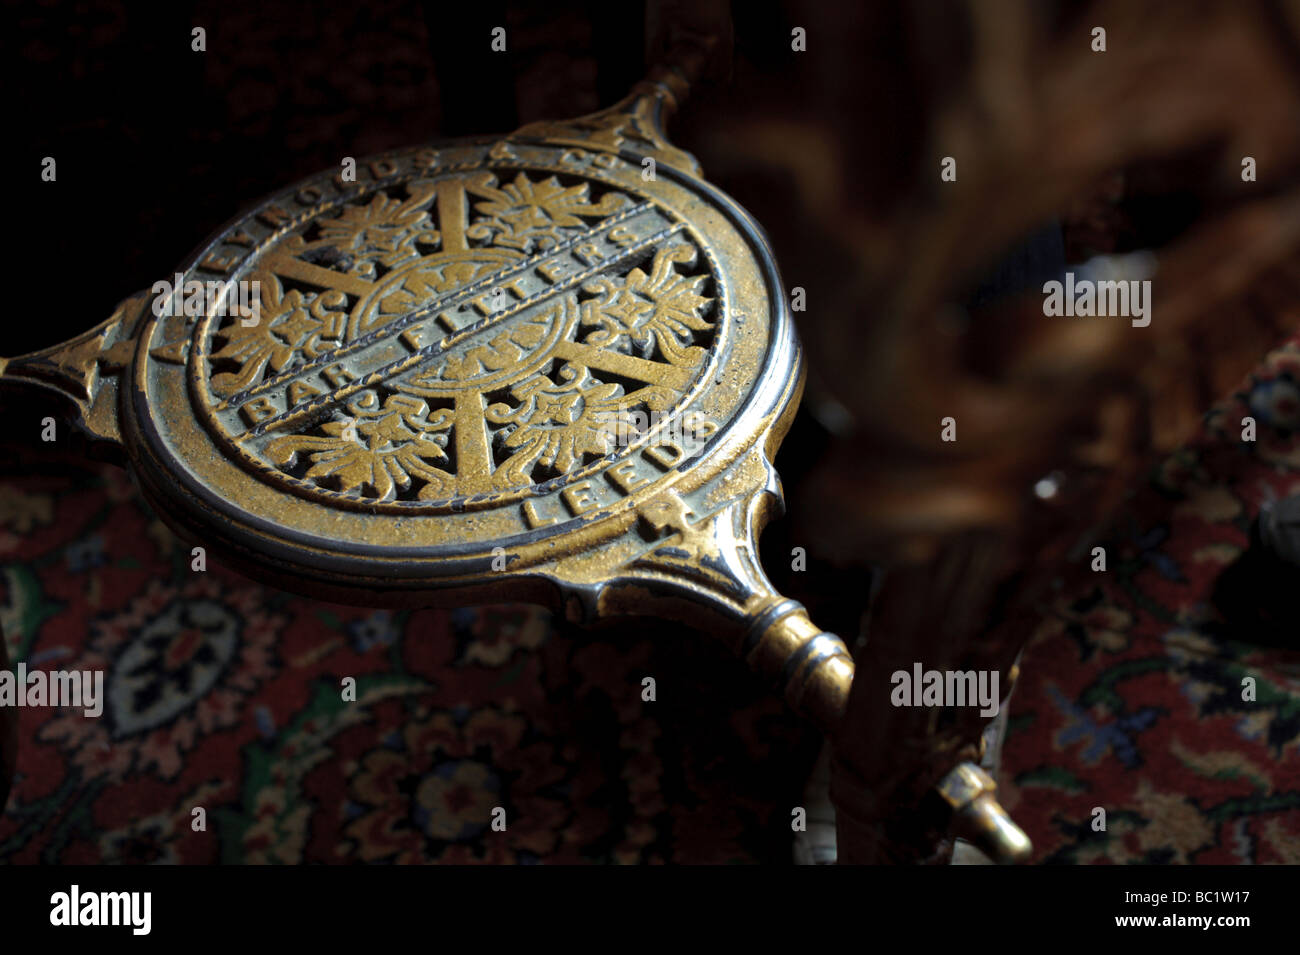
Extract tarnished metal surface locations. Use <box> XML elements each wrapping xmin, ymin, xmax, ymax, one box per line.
<box><xmin>1</xmin><ymin>72</ymin><xmax>857</xmax><ymax>728</ymax></box>
<box><xmin>0</xmin><ymin>64</ymin><xmax>1030</xmax><ymax>862</ymax></box>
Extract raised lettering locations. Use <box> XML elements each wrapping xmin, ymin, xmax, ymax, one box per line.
<box><xmin>561</xmin><ymin>480</ymin><xmax>599</xmax><ymax>516</ymax></box>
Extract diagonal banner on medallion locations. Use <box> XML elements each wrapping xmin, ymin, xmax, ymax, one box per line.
<box><xmin>216</xmin><ymin>199</ymin><xmax>662</xmax><ymax>415</ymax></box>
<box><xmin>237</xmin><ymin>218</ymin><xmax>686</xmax><ymax>439</ymax></box>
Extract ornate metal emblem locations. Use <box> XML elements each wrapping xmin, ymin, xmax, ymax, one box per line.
<box><xmin>2</xmin><ymin>70</ymin><xmax>848</xmax><ymax>723</ymax></box>
<box><xmin>0</xmin><ymin>65</ymin><xmax>1028</xmax><ymax>861</ymax></box>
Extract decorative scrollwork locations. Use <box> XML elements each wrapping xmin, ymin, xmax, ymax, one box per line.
<box><xmin>579</xmin><ymin>244</ymin><xmax>713</xmax><ymax>365</ymax></box>
<box><xmin>209</xmin><ymin>275</ymin><xmax>348</xmax><ymax>398</ymax></box>
<box><xmin>467</xmin><ymin>172</ymin><xmax>630</xmax><ymax>252</ymax></box>
<box><xmin>305</xmin><ymin>183</ymin><xmax>441</xmax><ymax>276</ymax></box>
<box><xmin>486</xmin><ymin>364</ymin><xmax>635</xmax><ymax>488</ymax></box>
<box><xmin>265</xmin><ymin>391</ymin><xmax>454</xmax><ymax>500</ymax></box>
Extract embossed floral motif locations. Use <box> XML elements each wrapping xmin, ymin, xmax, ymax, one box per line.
<box><xmin>487</xmin><ymin>365</ymin><xmax>634</xmax><ymax>486</ymax></box>
<box><xmin>579</xmin><ymin>244</ymin><xmax>713</xmax><ymax>365</ymax></box>
<box><xmin>470</xmin><ymin>172</ymin><xmax>628</xmax><ymax>252</ymax></box>
<box><xmin>209</xmin><ymin>274</ymin><xmax>348</xmax><ymax>398</ymax></box>
<box><xmin>266</xmin><ymin>391</ymin><xmax>454</xmax><ymax>500</ymax></box>
<box><xmin>311</xmin><ymin>183</ymin><xmax>440</xmax><ymax>269</ymax></box>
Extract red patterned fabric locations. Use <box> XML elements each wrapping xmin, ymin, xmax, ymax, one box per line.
<box><xmin>1000</xmin><ymin>336</ymin><xmax>1300</xmax><ymax>863</ymax></box>
<box><xmin>0</xmin><ymin>456</ymin><xmax>814</xmax><ymax>863</ymax></box>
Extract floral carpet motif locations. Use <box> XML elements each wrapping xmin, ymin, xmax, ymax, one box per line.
<box><xmin>4</xmin><ymin>337</ymin><xmax>1300</xmax><ymax>863</ymax></box>
<box><xmin>0</xmin><ymin>459</ymin><xmax>814</xmax><ymax>863</ymax></box>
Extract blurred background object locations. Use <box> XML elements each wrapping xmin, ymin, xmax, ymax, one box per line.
<box><xmin>673</xmin><ymin>0</ymin><xmax>1300</xmax><ymax>862</ymax></box>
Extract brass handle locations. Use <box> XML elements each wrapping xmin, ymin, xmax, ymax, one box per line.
<box><xmin>0</xmin><ymin>291</ymin><xmax>147</xmax><ymax>448</ymax></box>
<box><xmin>738</xmin><ymin>598</ymin><xmax>854</xmax><ymax>732</ymax></box>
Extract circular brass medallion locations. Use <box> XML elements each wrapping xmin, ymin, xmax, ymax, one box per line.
<box><xmin>125</xmin><ymin>139</ymin><xmax>794</xmax><ymax>593</ymax></box>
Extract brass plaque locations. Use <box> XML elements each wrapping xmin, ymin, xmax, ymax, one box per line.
<box><xmin>1</xmin><ymin>67</ymin><xmax>1033</xmax><ymax>862</ymax></box>
<box><xmin>133</xmin><ymin>139</ymin><xmax>790</xmax><ymax>594</ymax></box>
<box><xmin>4</xmin><ymin>76</ymin><xmax>848</xmax><ymax>731</ymax></box>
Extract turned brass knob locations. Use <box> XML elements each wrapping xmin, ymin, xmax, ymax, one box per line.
<box><xmin>936</xmin><ymin>762</ymin><xmax>1032</xmax><ymax>865</ymax></box>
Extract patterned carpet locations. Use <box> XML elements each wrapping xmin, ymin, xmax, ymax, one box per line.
<box><xmin>998</xmin><ymin>335</ymin><xmax>1300</xmax><ymax>864</ymax></box>
<box><xmin>4</xmin><ymin>335</ymin><xmax>1300</xmax><ymax>863</ymax></box>
<box><xmin>0</xmin><ymin>450</ymin><xmax>815</xmax><ymax>863</ymax></box>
